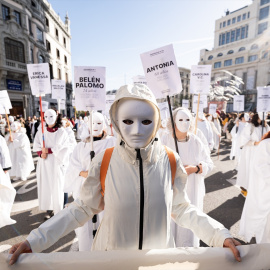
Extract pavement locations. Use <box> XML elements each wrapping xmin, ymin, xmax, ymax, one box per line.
<box><xmin>0</xmin><ymin>137</ymin><xmax>253</xmax><ymax>255</ymax></box>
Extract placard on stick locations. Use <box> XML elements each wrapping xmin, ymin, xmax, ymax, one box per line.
<box><xmin>209</xmin><ymin>103</ymin><xmax>217</xmax><ymax>115</ymax></box>
<box><xmin>233</xmin><ymin>95</ymin><xmax>244</xmax><ymax>112</ymax></box>
<box><xmin>105</xmin><ymin>95</ymin><xmax>115</xmax><ymax>116</ymax></box>
<box><xmin>39</xmin><ymin>101</ymin><xmax>49</xmax><ymax>111</ymax></box>
<box><xmin>192</xmin><ymin>95</ymin><xmax>207</xmax><ymax>113</ymax></box>
<box><xmin>190</xmin><ymin>65</ymin><xmax>212</xmax><ymax>94</ymax></box>
<box><xmin>0</xmin><ymin>90</ymin><xmax>12</xmax><ymax>113</ymax></box>
<box><xmin>51</xmin><ymin>80</ymin><xmax>66</xmax><ymax>100</ymax></box>
<box><xmin>140</xmin><ymin>44</ymin><xmax>182</xmax><ymax>98</ymax></box>
<box><xmin>27</xmin><ymin>63</ymin><xmax>51</xmax><ymax>96</ymax></box>
<box><xmin>257</xmin><ymin>86</ymin><xmax>270</xmax><ymax>112</ymax></box>
<box><xmin>182</xmin><ymin>99</ymin><xmax>189</xmax><ymax>109</ymax></box>
<box><xmin>74</xmin><ymin>66</ymin><xmax>106</xmax><ymax>111</ymax></box>
<box><xmin>132</xmin><ymin>75</ymin><xmax>147</xmax><ymax>85</ymax></box>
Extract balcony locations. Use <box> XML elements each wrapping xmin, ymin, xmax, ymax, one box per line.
<box><xmin>5</xmin><ymin>60</ymin><xmax>26</xmax><ymax>70</ymax></box>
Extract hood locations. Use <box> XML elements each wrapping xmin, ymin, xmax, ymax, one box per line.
<box><xmin>109</xmin><ymin>84</ymin><xmax>161</xmax><ymax>145</ymax></box>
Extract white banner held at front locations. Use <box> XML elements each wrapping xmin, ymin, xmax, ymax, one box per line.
<box><xmin>233</xmin><ymin>95</ymin><xmax>244</xmax><ymax>112</ymax></box>
<box><xmin>39</xmin><ymin>101</ymin><xmax>49</xmax><ymax>112</ymax></box>
<box><xmin>209</xmin><ymin>103</ymin><xmax>217</xmax><ymax>115</ymax></box>
<box><xmin>51</xmin><ymin>80</ymin><xmax>66</xmax><ymax>100</ymax></box>
<box><xmin>257</xmin><ymin>86</ymin><xmax>270</xmax><ymax>112</ymax></box>
<box><xmin>27</xmin><ymin>63</ymin><xmax>51</xmax><ymax>96</ymax></box>
<box><xmin>74</xmin><ymin>66</ymin><xmax>106</xmax><ymax>111</ymax></box>
<box><xmin>182</xmin><ymin>99</ymin><xmax>189</xmax><ymax>109</ymax></box>
<box><xmin>132</xmin><ymin>75</ymin><xmax>147</xmax><ymax>85</ymax></box>
<box><xmin>190</xmin><ymin>65</ymin><xmax>212</xmax><ymax>94</ymax></box>
<box><xmin>158</xmin><ymin>102</ymin><xmax>169</xmax><ymax>120</ymax></box>
<box><xmin>140</xmin><ymin>44</ymin><xmax>182</xmax><ymax>98</ymax></box>
<box><xmin>192</xmin><ymin>95</ymin><xmax>207</xmax><ymax>113</ymax></box>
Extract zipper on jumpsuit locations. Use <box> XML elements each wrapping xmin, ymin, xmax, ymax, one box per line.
<box><xmin>136</xmin><ymin>149</ymin><xmax>144</xmax><ymax>250</ymax></box>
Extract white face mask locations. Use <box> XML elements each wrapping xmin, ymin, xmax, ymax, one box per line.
<box><xmin>208</xmin><ymin>115</ymin><xmax>213</xmax><ymax>121</ymax></box>
<box><xmin>198</xmin><ymin>112</ymin><xmax>205</xmax><ymax>120</ymax></box>
<box><xmin>116</xmin><ymin>99</ymin><xmax>157</xmax><ymax>149</ymax></box>
<box><xmin>244</xmin><ymin>113</ymin><xmax>250</xmax><ymax>122</ymax></box>
<box><xmin>175</xmin><ymin>110</ymin><xmax>191</xmax><ymax>133</ymax></box>
<box><xmin>62</xmin><ymin>120</ymin><xmax>67</xmax><ymax>127</ymax></box>
<box><xmin>11</xmin><ymin>122</ymin><xmax>19</xmax><ymax>132</ymax></box>
<box><xmin>9</xmin><ymin>116</ymin><xmax>14</xmax><ymax>123</ymax></box>
<box><xmin>84</xmin><ymin>117</ymin><xmax>88</xmax><ymax>123</ymax></box>
<box><xmin>44</xmin><ymin>109</ymin><xmax>57</xmax><ymax>126</ymax></box>
<box><xmin>92</xmin><ymin>112</ymin><xmax>105</xmax><ymax>137</ymax></box>
<box><xmin>213</xmin><ymin>113</ymin><xmax>217</xmax><ymax>118</ymax></box>
<box><xmin>258</xmin><ymin>112</ymin><xmax>264</xmax><ymax>121</ymax></box>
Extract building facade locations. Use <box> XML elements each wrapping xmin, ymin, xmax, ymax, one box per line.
<box><xmin>199</xmin><ymin>0</ymin><xmax>270</xmax><ymax>111</ymax></box>
<box><xmin>0</xmin><ymin>0</ymin><xmax>73</xmax><ymax>117</ymax></box>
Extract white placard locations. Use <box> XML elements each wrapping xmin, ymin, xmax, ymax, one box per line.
<box><xmin>27</xmin><ymin>63</ymin><xmax>51</xmax><ymax>96</ymax></box>
<box><xmin>60</xmin><ymin>100</ymin><xmax>66</xmax><ymax>110</ymax></box>
<box><xmin>51</xmin><ymin>80</ymin><xmax>66</xmax><ymax>100</ymax></box>
<box><xmin>182</xmin><ymin>99</ymin><xmax>189</xmax><ymax>109</ymax></box>
<box><xmin>72</xmin><ymin>99</ymin><xmax>75</xmax><ymax>107</ymax></box>
<box><xmin>257</xmin><ymin>86</ymin><xmax>270</xmax><ymax>112</ymax></box>
<box><xmin>233</xmin><ymin>95</ymin><xmax>244</xmax><ymax>112</ymax></box>
<box><xmin>158</xmin><ymin>102</ymin><xmax>169</xmax><ymax>120</ymax></box>
<box><xmin>105</xmin><ymin>95</ymin><xmax>115</xmax><ymax>116</ymax></box>
<box><xmin>74</xmin><ymin>66</ymin><xmax>106</xmax><ymax>111</ymax></box>
<box><xmin>190</xmin><ymin>65</ymin><xmax>212</xmax><ymax>94</ymax></box>
<box><xmin>140</xmin><ymin>44</ymin><xmax>182</xmax><ymax>98</ymax></box>
<box><xmin>209</xmin><ymin>103</ymin><xmax>217</xmax><ymax>115</ymax></box>
<box><xmin>39</xmin><ymin>101</ymin><xmax>49</xmax><ymax>112</ymax></box>
<box><xmin>132</xmin><ymin>75</ymin><xmax>147</xmax><ymax>85</ymax></box>
<box><xmin>0</xmin><ymin>90</ymin><xmax>12</xmax><ymax>112</ymax></box>
<box><xmin>192</xmin><ymin>95</ymin><xmax>208</xmax><ymax>113</ymax></box>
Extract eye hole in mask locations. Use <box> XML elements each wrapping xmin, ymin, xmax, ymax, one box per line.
<box><xmin>123</xmin><ymin>119</ymin><xmax>133</xmax><ymax>125</ymax></box>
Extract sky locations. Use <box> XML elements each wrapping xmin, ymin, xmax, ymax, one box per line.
<box><xmin>48</xmin><ymin>0</ymin><xmax>252</xmax><ymax>90</ymax></box>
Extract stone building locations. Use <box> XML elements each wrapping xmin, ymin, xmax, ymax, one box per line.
<box><xmin>0</xmin><ymin>0</ymin><xmax>73</xmax><ymax>117</ymax></box>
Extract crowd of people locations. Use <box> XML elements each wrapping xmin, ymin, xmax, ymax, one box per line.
<box><xmin>0</xmin><ymin>84</ymin><xmax>270</xmax><ymax>265</ymax></box>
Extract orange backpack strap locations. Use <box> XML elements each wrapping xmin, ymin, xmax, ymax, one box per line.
<box><xmin>164</xmin><ymin>145</ymin><xmax>177</xmax><ymax>186</ymax></box>
<box><xmin>100</xmin><ymin>147</ymin><xmax>114</xmax><ymax>196</ymax></box>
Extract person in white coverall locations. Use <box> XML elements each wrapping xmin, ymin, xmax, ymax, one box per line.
<box><xmin>64</xmin><ymin>112</ymin><xmax>116</xmax><ymax>251</ymax></box>
<box><xmin>9</xmin><ymin>84</ymin><xmax>241</xmax><ymax>265</ymax></box>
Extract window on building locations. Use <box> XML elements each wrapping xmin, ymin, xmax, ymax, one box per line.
<box><xmin>49</xmin><ymin>63</ymin><xmax>54</xmax><ymax>79</ymax></box>
<box><xmin>5</xmin><ymin>38</ymin><xmax>25</xmax><ymax>63</ymax></box>
<box><xmin>226</xmin><ymin>32</ymin><xmax>230</xmax><ymax>44</ymax></box>
<box><xmin>228</xmin><ymin>50</ymin><xmax>234</xmax><ymax>54</ymax></box>
<box><xmin>45</xmin><ymin>17</ymin><xmax>49</xmax><ymax>27</ymax></box>
<box><xmin>14</xmin><ymin>11</ymin><xmax>21</xmax><ymax>25</ymax></box>
<box><xmin>30</xmin><ymin>48</ymin><xmax>34</xmax><ymax>63</ymax></box>
<box><xmin>259</xmin><ymin>6</ymin><xmax>269</xmax><ymax>20</ymax></box>
<box><xmin>242</xmin><ymin>13</ymin><xmax>246</xmax><ymax>20</ymax></box>
<box><xmin>251</xmin><ymin>44</ymin><xmax>258</xmax><ymax>50</ymax></box>
<box><xmin>221</xmin><ymin>33</ymin><xmax>225</xmax><ymax>45</ymax></box>
<box><xmin>36</xmin><ymin>27</ymin><xmax>43</xmax><ymax>43</ymax></box>
<box><xmin>31</xmin><ymin>1</ymin><xmax>36</xmax><ymax>7</ymax></box>
<box><xmin>208</xmin><ymin>55</ymin><xmax>213</xmax><ymax>60</ymax></box>
<box><xmin>219</xmin><ymin>34</ymin><xmax>222</xmax><ymax>46</ymax></box>
<box><xmin>232</xmin><ymin>17</ymin><xmax>236</xmax><ymax>24</ymax></box>
<box><xmin>223</xmin><ymin>21</ymin><xmax>226</xmax><ymax>27</ymax></box>
<box><xmin>56</xmin><ymin>49</ymin><xmax>60</xmax><ymax>59</ymax></box>
<box><xmin>224</xmin><ymin>59</ymin><xmax>232</xmax><ymax>66</ymax></box>
<box><xmin>258</xmin><ymin>21</ymin><xmax>268</xmax><ymax>34</ymax></box>
<box><xmin>46</xmin><ymin>40</ymin><xmax>51</xmax><ymax>52</ymax></box>
<box><xmin>220</xmin><ymin>22</ymin><xmax>222</xmax><ymax>28</ymax></box>
<box><xmin>231</xmin><ymin>30</ymin><xmax>235</xmax><ymax>42</ymax></box>
<box><xmin>64</xmin><ymin>55</ymin><xmax>67</xmax><ymax>64</ymax></box>
<box><xmin>236</xmin><ymin>28</ymin><xmax>241</xmax><ymax>40</ymax></box>
<box><xmin>58</xmin><ymin>68</ymin><xmax>61</xmax><ymax>79</ymax></box>
<box><xmin>239</xmin><ymin>47</ymin><xmax>246</xmax><ymax>51</ymax></box>
<box><xmin>246</xmin><ymin>25</ymin><xmax>249</xmax><ymax>38</ymax></box>
<box><xmin>262</xmin><ymin>50</ymin><xmax>268</xmax><ymax>59</ymax></box>
<box><xmin>214</xmin><ymin>62</ymin><xmax>221</xmax><ymax>68</ymax></box>
<box><xmin>248</xmin><ymin>55</ymin><xmax>258</xmax><ymax>62</ymax></box>
<box><xmin>227</xmin><ymin>19</ymin><xmax>231</xmax><ymax>26</ymax></box>
<box><xmin>261</xmin><ymin>0</ymin><xmax>270</xmax><ymax>5</ymax></box>
<box><xmin>65</xmin><ymin>73</ymin><xmax>68</xmax><ymax>83</ymax></box>
<box><xmin>217</xmin><ymin>52</ymin><xmax>223</xmax><ymax>57</ymax></box>
<box><xmin>28</xmin><ymin>19</ymin><xmax>33</xmax><ymax>35</ymax></box>
<box><xmin>38</xmin><ymin>55</ymin><xmax>45</xmax><ymax>63</ymax></box>
<box><xmin>55</xmin><ymin>28</ymin><xmax>59</xmax><ymax>39</ymax></box>
<box><xmin>241</xmin><ymin>26</ymin><xmax>246</xmax><ymax>39</ymax></box>
<box><xmin>235</xmin><ymin>57</ymin><xmax>244</xmax><ymax>64</ymax></box>
<box><xmin>2</xmin><ymin>5</ymin><xmax>10</xmax><ymax>21</ymax></box>
<box><xmin>237</xmin><ymin>15</ymin><xmax>241</xmax><ymax>22</ymax></box>
<box><xmin>248</xmin><ymin>12</ymin><xmax>250</xmax><ymax>18</ymax></box>
<box><xmin>63</xmin><ymin>37</ymin><xmax>66</xmax><ymax>47</ymax></box>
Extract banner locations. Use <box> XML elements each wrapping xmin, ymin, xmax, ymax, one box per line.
<box><xmin>39</xmin><ymin>101</ymin><xmax>49</xmax><ymax>112</ymax></box>
<box><xmin>105</xmin><ymin>95</ymin><xmax>115</xmax><ymax>116</ymax></box>
<box><xmin>60</xmin><ymin>100</ymin><xmax>66</xmax><ymax>110</ymax></box>
<box><xmin>233</xmin><ymin>95</ymin><xmax>244</xmax><ymax>112</ymax></box>
<box><xmin>209</xmin><ymin>103</ymin><xmax>217</xmax><ymax>115</ymax></box>
<box><xmin>182</xmin><ymin>99</ymin><xmax>189</xmax><ymax>109</ymax></box>
<box><xmin>158</xmin><ymin>102</ymin><xmax>169</xmax><ymax>120</ymax></box>
<box><xmin>0</xmin><ymin>90</ymin><xmax>12</xmax><ymax>113</ymax></box>
<box><xmin>140</xmin><ymin>44</ymin><xmax>182</xmax><ymax>98</ymax></box>
<box><xmin>27</xmin><ymin>63</ymin><xmax>51</xmax><ymax>96</ymax></box>
<box><xmin>208</xmin><ymin>101</ymin><xmax>227</xmax><ymax>113</ymax></box>
<box><xmin>51</xmin><ymin>80</ymin><xmax>66</xmax><ymax>100</ymax></box>
<box><xmin>132</xmin><ymin>75</ymin><xmax>147</xmax><ymax>85</ymax></box>
<box><xmin>190</xmin><ymin>65</ymin><xmax>212</xmax><ymax>94</ymax></box>
<box><xmin>257</xmin><ymin>86</ymin><xmax>270</xmax><ymax>112</ymax></box>
<box><xmin>192</xmin><ymin>95</ymin><xmax>207</xmax><ymax>113</ymax></box>
<box><xmin>74</xmin><ymin>66</ymin><xmax>106</xmax><ymax>111</ymax></box>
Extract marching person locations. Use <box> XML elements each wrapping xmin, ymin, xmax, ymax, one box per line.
<box><xmin>9</xmin><ymin>84</ymin><xmax>241</xmax><ymax>265</ymax></box>
<box><xmin>197</xmin><ymin>112</ymin><xmax>214</xmax><ymax>151</ymax></box>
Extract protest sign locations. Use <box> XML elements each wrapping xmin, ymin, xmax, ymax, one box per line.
<box><xmin>132</xmin><ymin>75</ymin><xmax>147</xmax><ymax>85</ymax></box>
<box><xmin>190</xmin><ymin>65</ymin><xmax>212</xmax><ymax>94</ymax></box>
<box><xmin>257</xmin><ymin>87</ymin><xmax>270</xmax><ymax>112</ymax></box>
<box><xmin>209</xmin><ymin>103</ymin><xmax>217</xmax><ymax>115</ymax></box>
<box><xmin>105</xmin><ymin>95</ymin><xmax>115</xmax><ymax>116</ymax></box>
<box><xmin>39</xmin><ymin>101</ymin><xmax>49</xmax><ymax>111</ymax></box>
<box><xmin>192</xmin><ymin>95</ymin><xmax>207</xmax><ymax>113</ymax></box>
<box><xmin>140</xmin><ymin>44</ymin><xmax>182</xmax><ymax>98</ymax></box>
<box><xmin>0</xmin><ymin>90</ymin><xmax>12</xmax><ymax>112</ymax></box>
<box><xmin>51</xmin><ymin>80</ymin><xmax>66</xmax><ymax>100</ymax></box>
<box><xmin>27</xmin><ymin>63</ymin><xmax>51</xmax><ymax>96</ymax></box>
<box><xmin>233</xmin><ymin>95</ymin><xmax>244</xmax><ymax>112</ymax></box>
<box><xmin>74</xmin><ymin>66</ymin><xmax>106</xmax><ymax>111</ymax></box>
<box><xmin>60</xmin><ymin>100</ymin><xmax>66</xmax><ymax>110</ymax></box>
<box><xmin>158</xmin><ymin>102</ymin><xmax>169</xmax><ymax>120</ymax></box>
<box><xmin>182</xmin><ymin>99</ymin><xmax>189</xmax><ymax>109</ymax></box>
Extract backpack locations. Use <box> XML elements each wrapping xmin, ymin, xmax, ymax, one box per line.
<box><xmin>100</xmin><ymin>146</ymin><xmax>177</xmax><ymax>196</ymax></box>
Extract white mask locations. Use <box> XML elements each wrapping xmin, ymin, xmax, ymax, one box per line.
<box><xmin>213</xmin><ymin>113</ymin><xmax>217</xmax><ymax>118</ymax></box>
<box><xmin>11</xmin><ymin>122</ymin><xmax>19</xmax><ymax>132</ymax></box>
<box><xmin>9</xmin><ymin>116</ymin><xmax>14</xmax><ymax>123</ymax></box>
<box><xmin>44</xmin><ymin>109</ymin><xmax>57</xmax><ymax>126</ymax></box>
<box><xmin>198</xmin><ymin>112</ymin><xmax>205</xmax><ymax>120</ymax></box>
<box><xmin>208</xmin><ymin>115</ymin><xmax>213</xmax><ymax>121</ymax></box>
<box><xmin>92</xmin><ymin>112</ymin><xmax>105</xmax><ymax>137</ymax></box>
<box><xmin>244</xmin><ymin>113</ymin><xmax>249</xmax><ymax>122</ymax></box>
<box><xmin>84</xmin><ymin>116</ymin><xmax>88</xmax><ymax>123</ymax></box>
<box><xmin>116</xmin><ymin>99</ymin><xmax>157</xmax><ymax>149</ymax></box>
<box><xmin>258</xmin><ymin>112</ymin><xmax>264</xmax><ymax>121</ymax></box>
<box><xmin>62</xmin><ymin>120</ymin><xmax>67</xmax><ymax>127</ymax></box>
<box><xmin>175</xmin><ymin>110</ymin><xmax>191</xmax><ymax>133</ymax></box>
